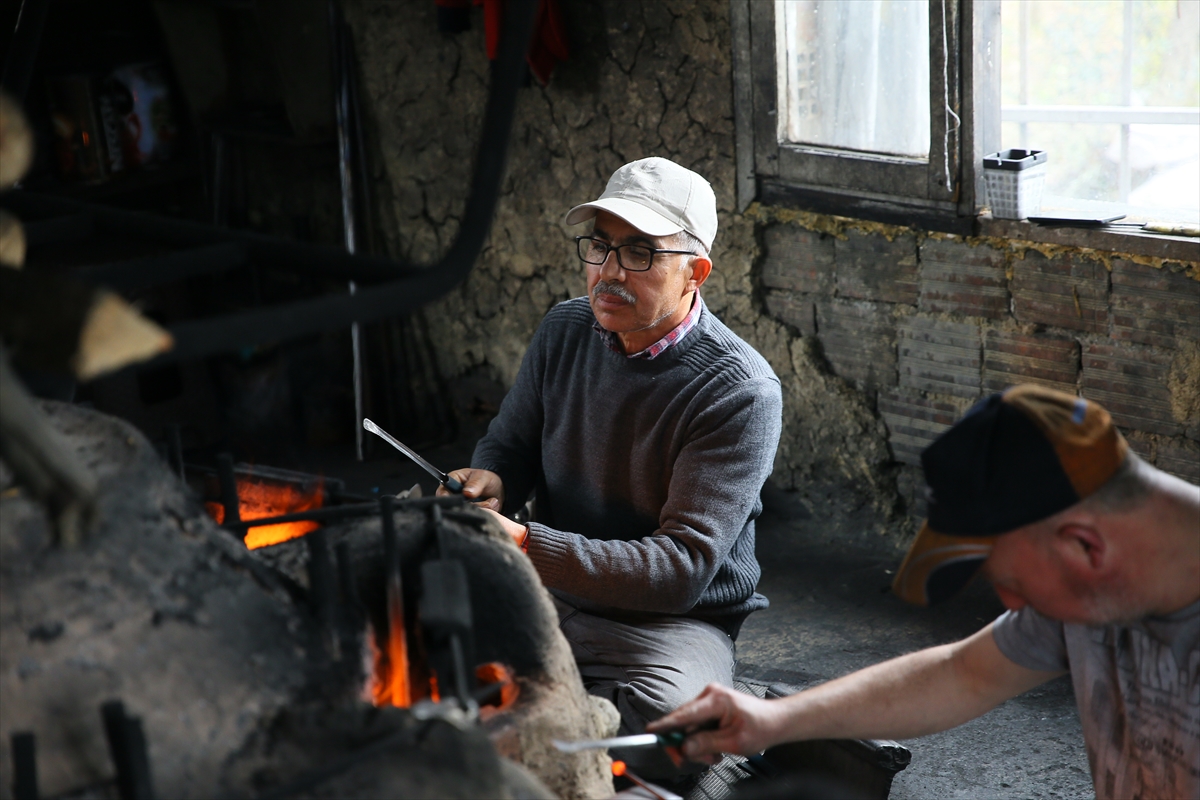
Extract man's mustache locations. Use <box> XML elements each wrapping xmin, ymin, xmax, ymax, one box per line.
<box><xmin>593</xmin><ymin>280</ymin><xmax>636</xmax><ymax>304</ymax></box>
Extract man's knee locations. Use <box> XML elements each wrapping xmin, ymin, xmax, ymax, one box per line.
<box><xmin>645</xmin><ymin>662</ymin><xmax>731</xmax><ymax>714</ymax></box>
<box><xmin>622</xmin><ymin>640</ymin><xmax>733</xmax><ymax>720</ymax></box>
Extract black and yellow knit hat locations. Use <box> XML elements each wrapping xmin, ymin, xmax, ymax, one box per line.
<box><xmin>892</xmin><ymin>384</ymin><xmax>1128</xmax><ymax>606</ymax></box>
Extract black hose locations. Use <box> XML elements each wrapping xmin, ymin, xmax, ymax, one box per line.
<box><xmin>161</xmin><ymin>0</ymin><xmax>539</xmax><ymax>363</ymax></box>
<box><xmin>2</xmin><ymin>0</ymin><xmax>539</xmax><ymax>367</ymax></box>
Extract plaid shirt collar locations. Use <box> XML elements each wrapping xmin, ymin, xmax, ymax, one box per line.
<box><xmin>592</xmin><ymin>293</ymin><xmax>704</xmax><ymax>360</ymax></box>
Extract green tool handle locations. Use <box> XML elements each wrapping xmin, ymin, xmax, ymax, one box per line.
<box><xmin>656</xmin><ymin>719</ymin><xmax>721</xmax><ymax>747</ymax></box>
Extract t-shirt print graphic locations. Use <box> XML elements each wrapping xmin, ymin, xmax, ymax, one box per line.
<box><xmin>1078</xmin><ymin>624</ymin><xmax>1200</xmax><ymax>800</ymax></box>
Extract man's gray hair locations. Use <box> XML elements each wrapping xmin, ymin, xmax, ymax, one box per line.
<box><xmin>1080</xmin><ymin>453</ymin><xmax>1154</xmax><ymax>514</ymax></box>
<box><xmin>671</xmin><ymin>230</ymin><xmax>710</xmax><ymax>266</ymax></box>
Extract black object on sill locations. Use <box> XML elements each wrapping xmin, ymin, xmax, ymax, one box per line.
<box><xmin>1029</xmin><ymin>213</ymin><xmax>1141</xmax><ymax>228</ymax></box>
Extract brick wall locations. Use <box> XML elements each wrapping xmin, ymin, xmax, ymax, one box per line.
<box><xmin>760</xmin><ymin>225</ymin><xmax>1200</xmax><ymax>519</ymax></box>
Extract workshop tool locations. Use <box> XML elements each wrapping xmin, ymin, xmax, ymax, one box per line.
<box><xmin>552</xmin><ymin>720</ymin><xmax>719</xmax><ymax>754</ymax></box>
<box><xmin>611</xmin><ymin>760</ymin><xmax>674</xmax><ymax>800</ymax></box>
<box><xmin>362</xmin><ymin>418</ymin><xmax>463</xmax><ymax>493</ymax></box>
<box><xmin>1145</xmin><ymin>221</ymin><xmax>1200</xmax><ymax>236</ymax></box>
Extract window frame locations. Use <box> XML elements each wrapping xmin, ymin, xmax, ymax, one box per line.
<box><xmin>731</xmin><ymin>0</ymin><xmax>1000</xmax><ymax>235</ymax></box>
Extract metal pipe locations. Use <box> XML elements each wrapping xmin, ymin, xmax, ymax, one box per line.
<box><xmin>431</xmin><ymin>502</ymin><xmax>451</xmax><ymax>559</ymax></box>
<box><xmin>348</xmin><ymin>38</ymin><xmax>376</xmax><ymax>254</ymax></box>
<box><xmin>1018</xmin><ymin>0</ymin><xmax>1029</xmax><ymax>146</ymax></box>
<box><xmin>329</xmin><ymin>0</ymin><xmax>366</xmax><ymax>461</ymax></box>
<box><xmin>418</xmin><ymin>557</ymin><xmax>476</xmax><ymax>712</ymax></box>
<box><xmin>306</xmin><ymin>529</ymin><xmax>341</xmax><ymax>659</ymax></box>
<box><xmin>1119</xmin><ymin>0</ymin><xmax>1133</xmax><ymax>203</ymax></box>
<box><xmin>215</xmin><ymin>453</ymin><xmax>240</xmax><ymax>525</ymax></box>
<box><xmin>335</xmin><ymin>539</ymin><xmax>363</xmax><ymax>644</ymax></box>
<box><xmin>381</xmin><ymin>495</ymin><xmax>412</xmax><ymax>707</ymax></box>
<box><xmin>330</xmin><ymin>0</ymin><xmax>358</xmax><ymax>261</ymax></box>
<box><xmin>100</xmin><ymin>701</ymin><xmax>155</xmax><ymax>800</ymax></box>
<box><xmin>351</xmin><ymin>293</ymin><xmax>363</xmax><ymax>461</ymax></box>
<box><xmin>10</xmin><ymin>732</ymin><xmax>38</xmax><ymax>800</ymax></box>
<box><xmin>1001</xmin><ymin>105</ymin><xmax>1200</xmax><ymax>125</ymax></box>
<box><xmin>165</xmin><ymin>424</ymin><xmax>184</xmax><ymax>479</ymax></box>
<box><xmin>1</xmin><ymin>0</ymin><xmax>51</xmax><ymax>103</ymax></box>
<box><xmin>225</xmin><ymin>494</ymin><xmax>463</xmax><ymax>531</ymax></box>
<box><xmin>448</xmin><ymin>633</ymin><xmax>472</xmax><ymax>710</ymax></box>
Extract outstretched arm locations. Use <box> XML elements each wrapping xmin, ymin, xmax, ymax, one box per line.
<box><xmin>648</xmin><ymin>623</ymin><xmax>1063</xmax><ymax>764</ymax></box>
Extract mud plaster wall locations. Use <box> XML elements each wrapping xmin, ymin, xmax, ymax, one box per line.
<box><xmin>755</xmin><ymin>214</ymin><xmax>1200</xmax><ymax>521</ymax></box>
<box><xmin>342</xmin><ymin>0</ymin><xmax>1198</xmax><ymax>540</ymax></box>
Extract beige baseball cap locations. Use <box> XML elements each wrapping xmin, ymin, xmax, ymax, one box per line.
<box><xmin>564</xmin><ymin>157</ymin><xmax>718</xmax><ymax>251</ymax></box>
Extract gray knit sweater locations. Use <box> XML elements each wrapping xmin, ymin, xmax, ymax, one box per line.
<box><xmin>472</xmin><ymin>297</ymin><xmax>782</xmax><ymax>637</ymax></box>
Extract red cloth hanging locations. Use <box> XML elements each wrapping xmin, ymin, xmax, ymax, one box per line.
<box><xmin>452</xmin><ymin>0</ymin><xmax>567</xmax><ymax>86</ymax></box>
<box><xmin>524</xmin><ymin>0</ymin><xmax>569</xmax><ymax>86</ymax></box>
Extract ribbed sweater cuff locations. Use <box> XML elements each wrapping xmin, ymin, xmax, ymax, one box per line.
<box><xmin>524</xmin><ymin>522</ymin><xmax>574</xmax><ymax>587</ymax></box>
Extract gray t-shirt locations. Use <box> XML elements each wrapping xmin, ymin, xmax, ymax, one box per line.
<box><xmin>993</xmin><ymin>602</ymin><xmax>1200</xmax><ymax>800</ymax></box>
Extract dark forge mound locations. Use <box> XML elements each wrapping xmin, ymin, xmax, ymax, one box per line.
<box><xmin>1</xmin><ymin>402</ymin><xmax>615</xmax><ymax>800</ymax></box>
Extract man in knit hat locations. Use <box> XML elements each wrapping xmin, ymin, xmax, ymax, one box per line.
<box><xmin>652</xmin><ymin>385</ymin><xmax>1199</xmax><ymax>799</ymax></box>
<box><xmin>441</xmin><ymin>157</ymin><xmax>782</xmax><ymax>773</ymax></box>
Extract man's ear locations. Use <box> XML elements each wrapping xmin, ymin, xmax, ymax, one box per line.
<box><xmin>1055</xmin><ymin>523</ymin><xmax>1107</xmax><ymax>572</ymax></box>
<box><xmin>687</xmin><ymin>256</ymin><xmax>713</xmax><ymax>291</ymax></box>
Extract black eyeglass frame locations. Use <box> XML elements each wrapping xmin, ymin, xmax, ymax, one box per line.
<box><xmin>574</xmin><ymin>236</ymin><xmax>696</xmax><ymax>272</ymax></box>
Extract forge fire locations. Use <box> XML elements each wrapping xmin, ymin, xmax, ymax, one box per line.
<box><xmin>204</xmin><ymin>476</ymin><xmax>324</xmax><ymax>549</ymax></box>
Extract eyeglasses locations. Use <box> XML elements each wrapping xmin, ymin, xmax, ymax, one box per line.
<box><xmin>575</xmin><ymin>236</ymin><xmax>695</xmax><ymax>272</ymax></box>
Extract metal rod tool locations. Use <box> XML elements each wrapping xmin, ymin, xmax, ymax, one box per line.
<box><xmin>362</xmin><ymin>418</ymin><xmax>463</xmax><ymax>493</ymax></box>
<box><xmin>553</xmin><ymin>720</ymin><xmax>720</xmax><ymax>753</ymax></box>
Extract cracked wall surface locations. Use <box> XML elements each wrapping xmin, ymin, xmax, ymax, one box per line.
<box><xmin>344</xmin><ymin>0</ymin><xmax>898</xmax><ymax>529</ymax></box>
<box><xmin>343</xmin><ymin>0</ymin><xmax>1198</xmax><ymax>543</ymax></box>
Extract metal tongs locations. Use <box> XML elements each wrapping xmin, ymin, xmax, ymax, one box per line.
<box><xmin>362</xmin><ymin>418</ymin><xmax>463</xmax><ymax>493</ymax></box>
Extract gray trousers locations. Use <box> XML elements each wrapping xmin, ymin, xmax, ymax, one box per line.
<box><xmin>553</xmin><ymin>595</ymin><xmax>736</xmax><ymax>776</ymax></box>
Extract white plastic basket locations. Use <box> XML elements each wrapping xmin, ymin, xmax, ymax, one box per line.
<box><xmin>983</xmin><ymin>150</ymin><xmax>1048</xmax><ymax>220</ymax></box>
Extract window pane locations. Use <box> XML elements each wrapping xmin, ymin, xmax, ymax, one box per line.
<box><xmin>776</xmin><ymin>0</ymin><xmax>930</xmax><ymax>158</ymax></box>
<box><xmin>1000</xmin><ymin>0</ymin><xmax>1200</xmax><ymax>220</ymax></box>
<box><xmin>1000</xmin><ymin>120</ymin><xmax>1200</xmax><ymax>214</ymax></box>
<box><xmin>999</xmin><ymin>121</ymin><xmax>1121</xmax><ymax>202</ymax></box>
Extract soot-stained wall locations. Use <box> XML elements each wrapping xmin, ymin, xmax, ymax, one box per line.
<box><xmin>343</xmin><ymin>0</ymin><xmax>1199</xmax><ymax>541</ymax></box>
<box><xmin>344</xmin><ymin>0</ymin><xmax>895</xmax><ymax>514</ymax></box>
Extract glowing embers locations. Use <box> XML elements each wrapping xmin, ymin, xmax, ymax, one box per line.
<box><xmin>366</xmin><ymin>621</ymin><xmax>432</xmax><ymax>708</ymax></box>
<box><xmin>364</xmin><ymin>625</ymin><xmax>519</xmax><ymax>713</ymax></box>
<box><xmin>362</xmin><ymin>597</ymin><xmax>518</xmax><ymax>710</ymax></box>
<box><xmin>204</xmin><ymin>473</ymin><xmax>324</xmax><ymax>549</ymax></box>
<box><xmin>475</xmin><ymin>662</ymin><xmax>519</xmax><ymax>719</ymax></box>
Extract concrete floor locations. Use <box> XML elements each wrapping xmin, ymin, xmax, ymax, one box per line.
<box><xmin>284</xmin><ymin>438</ymin><xmax>1093</xmax><ymax>799</ymax></box>
<box><xmin>738</xmin><ymin>483</ymin><xmax>1092</xmax><ymax>800</ymax></box>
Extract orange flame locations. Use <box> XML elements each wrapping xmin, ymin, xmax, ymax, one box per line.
<box><xmin>369</xmin><ymin>612</ymin><xmax>413</xmax><ymax>708</ymax></box>
<box><xmin>366</xmin><ymin>620</ymin><xmax>449</xmax><ymax>709</ymax></box>
<box><xmin>204</xmin><ymin>477</ymin><xmax>323</xmax><ymax>549</ymax></box>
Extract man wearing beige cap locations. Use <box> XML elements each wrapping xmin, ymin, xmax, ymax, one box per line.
<box><xmin>440</xmin><ymin>157</ymin><xmax>783</xmax><ymax>774</ymax></box>
<box><xmin>653</xmin><ymin>385</ymin><xmax>1199</xmax><ymax>799</ymax></box>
